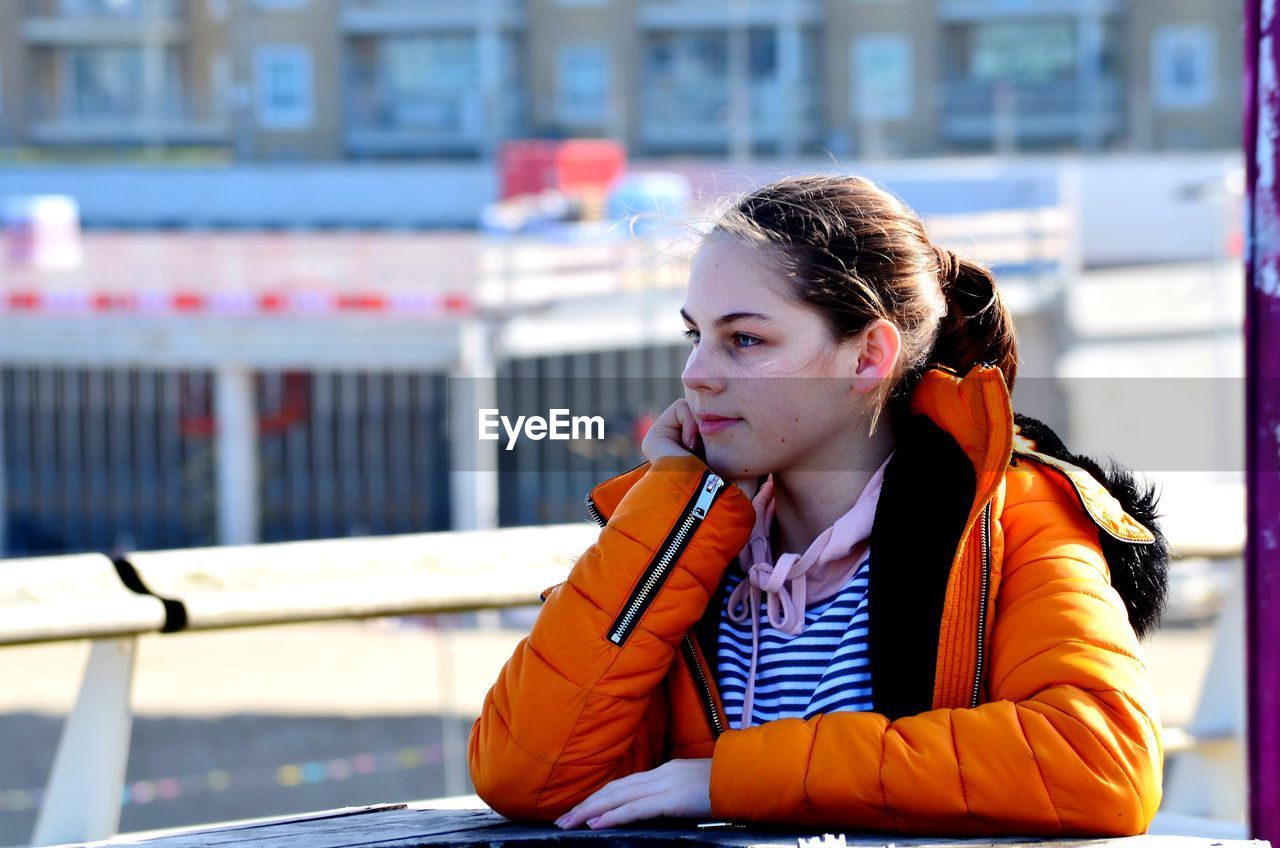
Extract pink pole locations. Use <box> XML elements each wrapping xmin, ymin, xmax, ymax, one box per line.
<box><xmin>1244</xmin><ymin>0</ymin><xmax>1280</xmax><ymax>842</ymax></box>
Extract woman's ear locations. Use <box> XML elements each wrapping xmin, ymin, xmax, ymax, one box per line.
<box><xmin>850</xmin><ymin>319</ymin><xmax>901</xmax><ymax>395</ymax></box>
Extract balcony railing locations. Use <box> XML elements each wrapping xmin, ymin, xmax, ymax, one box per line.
<box><xmin>25</xmin><ymin>93</ymin><xmax>229</xmax><ymax>145</ymax></box>
<box><xmin>638</xmin><ymin>0</ymin><xmax>822</xmax><ymax>28</ymax></box>
<box><xmin>340</xmin><ymin>0</ymin><xmax>526</xmax><ymax>32</ymax></box>
<box><xmin>639</xmin><ymin>79</ymin><xmax>819</xmax><ymax>148</ymax></box>
<box><xmin>22</xmin><ymin>0</ymin><xmax>186</xmax><ymax>43</ymax></box>
<box><xmin>939</xmin><ymin>77</ymin><xmax>1125</xmax><ymax>144</ymax></box>
<box><xmin>938</xmin><ymin>0</ymin><xmax>1121</xmax><ymax>21</ymax></box>
<box><xmin>344</xmin><ymin>88</ymin><xmax>525</xmax><ymax>154</ymax></box>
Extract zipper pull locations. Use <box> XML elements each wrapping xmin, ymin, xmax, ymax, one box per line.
<box><xmin>692</xmin><ymin>474</ymin><xmax>723</xmax><ymax>519</ymax></box>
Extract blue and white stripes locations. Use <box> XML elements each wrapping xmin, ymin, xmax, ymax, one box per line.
<box><xmin>716</xmin><ymin>555</ymin><xmax>874</xmax><ymax>728</ymax></box>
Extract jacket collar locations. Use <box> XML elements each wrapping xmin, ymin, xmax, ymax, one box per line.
<box><xmin>909</xmin><ymin>362</ymin><xmax>1014</xmax><ymax>518</ymax></box>
<box><xmin>909</xmin><ymin>362</ymin><xmax>1157</xmax><ymax>545</ymax></box>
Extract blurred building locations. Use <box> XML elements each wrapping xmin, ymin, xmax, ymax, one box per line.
<box><xmin>0</xmin><ymin>0</ymin><xmax>1243</xmax><ymax>160</ymax></box>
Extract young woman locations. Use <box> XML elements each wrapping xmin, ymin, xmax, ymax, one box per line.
<box><xmin>467</xmin><ymin>174</ymin><xmax>1169</xmax><ymax>836</ymax></box>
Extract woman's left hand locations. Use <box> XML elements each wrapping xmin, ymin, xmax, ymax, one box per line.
<box><xmin>553</xmin><ymin>758</ymin><xmax>713</xmax><ymax>830</ymax></box>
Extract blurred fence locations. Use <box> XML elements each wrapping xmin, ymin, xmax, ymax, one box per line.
<box><xmin>1</xmin><ymin>367</ymin><xmax>217</xmax><ymax>555</ymax></box>
<box><xmin>0</xmin><ymin>346</ymin><xmax>691</xmax><ymax>558</ymax></box>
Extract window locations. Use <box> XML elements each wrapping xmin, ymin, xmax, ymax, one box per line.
<box><xmin>254</xmin><ymin>45</ymin><xmax>313</xmax><ymax>129</ymax></box>
<box><xmin>251</xmin><ymin>0</ymin><xmax>308</xmax><ymax>9</ymax></box>
<box><xmin>1152</xmin><ymin>24</ymin><xmax>1215</xmax><ymax>111</ymax></box>
<box><xmin>966</xmin><ymin>21</ymin><xmax>1076</xmax><ymax>82</ymax></box>
<box><xmin>68</xmin><ymin>47</ymin><xmax>141</xmax><ymax>118</ymax></box>
<box><xmin>212</xmin><ymin>53</ymin><xmax>231</xmax><ymax>112</ymax></box>
<box><xmin>645</xmin><ymin>32</ymin><xmax>727</xmax><ymax>80</ymax></box>
<box><xmin>557</xmin><ymin>44</ymin><xmax>609</xmax><ymax>126</ymax></box>
<box><xmin>748</xmin><ymin>29</ymin><xmax>777</xmax><ymax>80</ymax></box>
<box><xmin>852</xmin><ymin>34</ymin><xmax>912</xmax><ymax>121</ymax></box>
<box><xmin>380</xmin><ymin>35</ymin><xmax>479</xmax><ymax>131</ymax></box>
<box><xmin>64</xmin><ymin>46</ymin><xmax>183</xmax><ymax>120</ymax></box>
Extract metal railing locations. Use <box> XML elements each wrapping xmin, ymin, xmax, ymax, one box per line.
<box><xmin>939</xmin><ymin>77</ymin><xmax>1125</xmax><ymax>143</ymax></box>
<box><xmin>339</xmin><ymin>0</ymin><xmax>528</xmax><ymax>33</ymax></box>
<box><xmin>0</xmin><ymin>350</ymin><xmax>692</xmax><ymax>557</ymax></box>
<box><xmin>23</xmin><ymin>91</ymin><xmax>230</xmax><ymax>145</ymax></box>
<box><xmin>639</xmin><ymin>80</ymin><xmax>820</xmax><ymax>146</ymax></box>
<box><xmin>24</xmin><ymin>0</ymin><xmax>184</xmax><ymax>21</ymax></box>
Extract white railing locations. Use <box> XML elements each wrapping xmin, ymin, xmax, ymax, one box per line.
<box><xmin>3</xmin><ymin>522</ymin><xmax>597</xmax><ymax>847</ymax></box>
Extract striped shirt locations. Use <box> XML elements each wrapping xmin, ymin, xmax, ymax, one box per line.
<box><xmin>716</xmin><ymin>553</ymin><xmax>874</xmax><ymax>728</ymax></box>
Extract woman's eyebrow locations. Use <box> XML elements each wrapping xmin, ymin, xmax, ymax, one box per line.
<box><xmin>680</xmin><ymin>308</ymin><xmax>777</xmax><ymax>327</ymax></box>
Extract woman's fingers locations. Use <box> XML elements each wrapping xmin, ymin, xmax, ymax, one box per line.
<box><xmin>676</xmin><ymin>399</ymin><xmax>703</xmax><ymax>453</ymax></box>
<box><xmin>640</xmin><ymin>398</ymin><xmax>702</xmax><ymax>463</ymax></box>
<box><xmin>556</xmin><ymin>772</ymin><xmax>657</xmax><ymax>829</ymax></box>
<box><xmin>586</xmin><ymin>795</ymin><xmax>667</xmax><ymax>829</ymax></box>
<box><xmin>676</xmin><ymin>400</ymin><xmax>697</xmax><ymax>449</ymax></box>
<box><xmin>554</xmin><ymin>759</ymin><xmax>711</xmax><ymax>830</ymax></box>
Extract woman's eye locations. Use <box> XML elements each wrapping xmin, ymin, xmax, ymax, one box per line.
<box><xmin>681</xmin><ymin>328</ymin><xmax>761</xmax><ymax>349</ymax></box>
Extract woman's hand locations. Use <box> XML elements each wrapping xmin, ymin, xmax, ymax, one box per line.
<box><xmin>553</xmin><ymin>758</ymin><xmax>713</xmax><ymax>830</ymax></box>
<box><xmin>640</xmin><ymin>399</ymin><xmax>703</xmax><ymax>464</ymax></box>
<box><xmin>640</xmin><ymin>399</ymin><xmax>763</xmax><ymax>503</ymax></box>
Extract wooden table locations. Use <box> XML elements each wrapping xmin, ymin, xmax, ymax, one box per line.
<box><xmin>47</xmin><ymin>798</ymin><xmax>1274</xmax><ymax>848</ymax></box>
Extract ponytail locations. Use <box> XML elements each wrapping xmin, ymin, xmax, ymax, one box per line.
<box><xmin>927</xmin><ymin>246</ymin><xmax>1019</xmax><ymax>393</ymax></box>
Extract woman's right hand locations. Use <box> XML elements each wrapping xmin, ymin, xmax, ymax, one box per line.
<box><xmin>640</xmin><ymin>399</ymin><xmax>761</xmax><ymax>501</ymax></box>
<box><xmin>640</xmin><ymin>398</ymin><xmax>704</xmax><ymax>464</ymax></box>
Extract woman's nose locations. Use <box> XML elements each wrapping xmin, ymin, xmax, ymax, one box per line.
<box><xmin>682</xmin><ymin>345</ymin><xmax>727</xmax><ymax>394</ymax></box>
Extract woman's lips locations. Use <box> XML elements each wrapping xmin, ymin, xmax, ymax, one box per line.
<box><xmin>696</xmin><ymin>415</ymin><xmax>741</xmax><ymax>435</ymax></box>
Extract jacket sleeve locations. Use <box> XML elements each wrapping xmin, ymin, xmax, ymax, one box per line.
<box><xmin>707</xmin><ymin>478</ymin><xmax>1164</xmax><ymax>837</ymax></box>
<box><xmin>468</xmin><ymin>454</ymin><xmax>755</xmax><ymax>822</ymax></box>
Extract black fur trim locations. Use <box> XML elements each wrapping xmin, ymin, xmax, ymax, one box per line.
<box><xmin>1013</xmin><ymin>413</ymin><xmax>1171</xmax><ymax>639</ymax></box>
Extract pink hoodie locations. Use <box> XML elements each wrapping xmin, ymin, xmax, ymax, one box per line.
<box><xmin>724</xmin><ymin>450</ymin><xmax>894</xmax><ymax>729</ymax></box>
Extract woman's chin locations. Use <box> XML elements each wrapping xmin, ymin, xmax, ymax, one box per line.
<box><xmin>703</xmin><ymin>447</ymin><xmax>762</xmax><ymax>481</ymax></box>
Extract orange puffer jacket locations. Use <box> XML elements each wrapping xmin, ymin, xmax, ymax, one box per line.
<box><xmin>468</xmin><ymin>362</ymin><xmax>1170</xmax><ymax>836</ymax></box>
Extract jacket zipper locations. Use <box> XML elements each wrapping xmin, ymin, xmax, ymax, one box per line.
<box><xmin>584</xmin><ymin>459</ymin><xmax>649</xmax><ymax>528</ymax></box>
<box><xmin>585</xmin><ymin>469</ymin><xmax>727</xmax><ymax>735</ymax></box>
<box><xmin>607</xmin><ymin>470</ymin><xmax>726</xmax><ymax>646</ymax></box>
<box><xmin>681</xmin><ymin>634</ymin><xmax>725</xmax><ymax>738</ymax></box>
<box><xmin>971</xmin><ymin>499</ymin><xmax>992</xmax><ymax>708</ymax></box>
<box><xmin>586</xmin><ymin>494</ymin><xmax>607</xmax><ymax>528</ymax></box>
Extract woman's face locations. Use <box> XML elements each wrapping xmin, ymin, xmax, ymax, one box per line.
<box><xmin>680</xmin><ymin>236</ymin><xmax>897</xmax><ymax>480</ymax></box>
